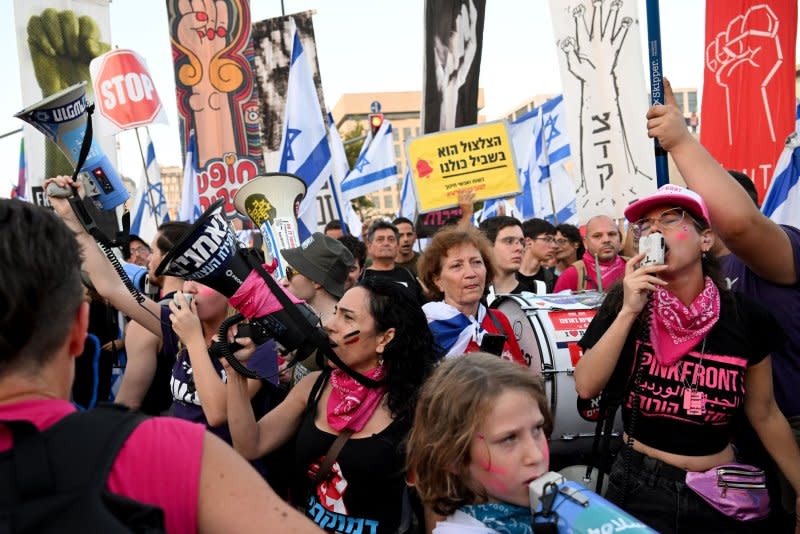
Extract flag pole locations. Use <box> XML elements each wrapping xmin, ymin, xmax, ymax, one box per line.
<box><xmin>646</xmin><ymin>0</ymin><xmax>669</xmax><ymax>187</ymax></box>
<box><xmin>539</xmin><ymin>106</ymin><xmax>558</xmax><ymax>225</ymax></box>
<box><xmin>134</xmin><ymin>127</ymin><xmax>160</xmax><ymax>229</ymax></box>
<box><xmin>326</xmin><ymin>120</ymin><xmax>349</xmax><ymax>235</ymax></box>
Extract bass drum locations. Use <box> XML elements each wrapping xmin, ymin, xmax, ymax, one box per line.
<box><xmin>491</xmin><ymin>293</ymin><xmax>622</xmax><ymax>469</ymax></box>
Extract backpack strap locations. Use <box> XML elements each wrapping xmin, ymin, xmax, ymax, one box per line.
<box><xmin>3</xmin><ymin>403</ymin><xmax>149</xmax><ymax>499</ymax></box>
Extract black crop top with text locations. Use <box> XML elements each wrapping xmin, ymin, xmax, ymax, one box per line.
<box><xmin>579</xmin><ymin>291</ymin><xmax>784</xmax><ymax>456</ymax></box>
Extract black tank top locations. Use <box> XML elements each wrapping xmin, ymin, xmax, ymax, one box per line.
<box><xmin>292</xmin><ymin>372</ymin><xmax>409</xmax><ymax>534</ymax></box>
<box><xmin>138</xmin><ymin>294</ymin><xmax>178</xmax><ymax>415</ymax></box>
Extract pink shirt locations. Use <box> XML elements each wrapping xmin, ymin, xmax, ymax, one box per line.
<box><xmin>0</xmin><ymin>400</ymin><xmax>203</xmax><ymax>534</ymax></box>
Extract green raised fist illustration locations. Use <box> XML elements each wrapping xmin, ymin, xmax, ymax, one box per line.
<box><xmin>26</xmin><ymin>8</ymin><xmax>110</xmax><ymax>178</ymax></box>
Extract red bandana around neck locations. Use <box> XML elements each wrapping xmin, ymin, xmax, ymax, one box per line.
<box><xmin>650</xmin><ymin>276</ymin><xmax>720</xmax><ymax>366</ymax></box>
<box><xmin>327</xmin><ymin>366</ymin><xmax>387</xmax><ymax>432</ymax></box>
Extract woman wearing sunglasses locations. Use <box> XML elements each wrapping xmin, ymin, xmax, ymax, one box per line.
<box><xmin>574</xmin><ymin>185</ymin><xmax>800</xmax><ymax>533</ymax></box>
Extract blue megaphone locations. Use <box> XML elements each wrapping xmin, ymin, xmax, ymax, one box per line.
<box><xmin>530</xmin><ymin>472</ymin><xmax>657</xmax><ymax>533</ymax></box>
<box><xmin>15</xmin><ymin>82</ymin><xmax>128</xmax><ymax>211</ymax></box>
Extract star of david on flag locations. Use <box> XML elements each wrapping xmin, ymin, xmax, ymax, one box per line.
<box><xmin>340</xmin><ymin>119</ymin><xmax>399</xmax><ymax>201</ymax></box>
<box><xmin>130</xmin><ymin>135</ymin><xmax>166</xmax><ymax>242</ymax></box>
<box><xmin>278</xmin><ymin>21</ymin><xmax>334</xmax><ymax>240</ymax></box>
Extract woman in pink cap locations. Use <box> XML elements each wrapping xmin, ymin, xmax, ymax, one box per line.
<box><xmin>573</xmin><ymin>185</ymin><xmax>800</xmax><ymax>533</ymax></box>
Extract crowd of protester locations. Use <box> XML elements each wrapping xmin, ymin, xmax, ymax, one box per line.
<box><xmin>2</xmin><ymin>83</ymin><xmax>800</xmax><ymax>534</ymax></box>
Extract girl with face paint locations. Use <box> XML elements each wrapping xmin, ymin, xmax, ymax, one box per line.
<box><xmin>574</xmin><ymin>185</ymin><xmax>800</xmax><ymax>533</ymax></box>
<box><xmin>406</xmin><ymin>354</ymin><xmax>553</xmax><ymax>532</ymax></box>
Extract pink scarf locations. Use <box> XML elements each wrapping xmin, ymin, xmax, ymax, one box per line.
<box><xmin>581</xmin><ymin>251</ymin><xmax>626</xmax><ymax>291</ymax></box>
<box><xmin>650</xmin><ymin>276</ymin><xmax>720</xmax><ymax>366</ymax></box>
<box><xmin>327</xmin><ymin>366</ymin><xmax>386</xmax><ymax>432</ymax></box>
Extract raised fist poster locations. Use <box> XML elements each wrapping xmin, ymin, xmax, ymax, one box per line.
<box><xmin>549</xmin><ymin>0</ymin><xmax>656</xmax><ymax>223</ymax></box>
<box><xmin>12</xmin><ymin>0</ymin><xmax>116</xmax><ymax>206</ymax></box>
<box><xmin>700</xmin><ymin>0</ymin><xmax>797</xmax><ymax>201</ymax></box>
<box><xmin>166</xmin><ymin>0</ymin><xmax>264</xmax><ymax>215</ymax></box>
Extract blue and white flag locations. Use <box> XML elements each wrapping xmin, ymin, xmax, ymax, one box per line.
<box><xmin>505</xmin><ymin>95</ymin><xmax>577</xmax><ymax>224</ymax></box>
<box><xmin>130</xmin><ymin>135</ymin><xmax>167</xmax><ymax>242</ymax></box>
<box><xmin>398</xmin><ymin>168</ymin><xmax>417</xmax><ymax>221</ymax></box>
<box><xmin>423</xmin><ymin>301</ymin><xmax>491</xmax><ymax>359</ymax></box>
<box><xmin>762</xmin><ymin>103</ymin><xmax>800</xmax><ymax>228</ymax></box>
<box><xmin>178</xmin><ymin>130</ymin><xmax>202</xmax><ymax>223</ymax></box>
<box><xmin>279</xmin><ymin>23</ymin><xmax>333</xmax><ymax>240</ymax></box>
<box><xmin>328</xmin><ymin>112</ymin><xmax>362</xmax><ymax>237</ymax></box>
<box><xmin>340</xmin><ymin>120</ymin><xmax>399</xmax><ymax>201</ymax></box>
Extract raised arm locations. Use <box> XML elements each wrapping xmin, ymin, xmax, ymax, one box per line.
<box><xmin>226</xmin><ymin>365</ymin><xmax>313</xmax><ymax>459</ymax></box>
<box><xmin>197</xmin><ymin>431</ymin><xmax>322</xmax><ymax>533</ymax></box>
<box><xmin>114</xmin><ymin>320</ymin><xmax>160</xmax><ymax>410</ymax></box>
<box><xmin>647</xmin><ymin>80</ymin><xmax>796</xmax><ymax>285</ymax></box>
<box><xmin>45</xmin><ymin>176</ymin><xmax>163</xmax><ymax>334</ymax></box>
<box><xmin>168</xmin><ymin>294</ymin><xmax>262</xmax><ymax>427</ymax></box>
<box><xmin>574</xmin><ymin>255</ymin><xmax>667</xmax><ymax>398</ymax></box>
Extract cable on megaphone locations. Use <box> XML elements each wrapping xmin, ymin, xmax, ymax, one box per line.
<box><xmin>156</xmin><ymin>199</ymin><xmax>385</xmax><ymax>389</ymax></box>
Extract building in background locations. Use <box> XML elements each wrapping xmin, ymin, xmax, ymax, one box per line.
<box><xmin>332</xmin><ymin>90</ymin><xmax>484</xmax><ymax>219</ymax></box>
<box><xmin>160</xmin><ymin>165</ymin><xmax>182</xmax><ymax>220</ymax></box>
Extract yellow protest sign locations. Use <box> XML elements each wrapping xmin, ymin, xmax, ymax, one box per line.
<box><xmin>406</xmin><ymin>121</ymin><xmax>520</xmax><ymax>213</ymax></box>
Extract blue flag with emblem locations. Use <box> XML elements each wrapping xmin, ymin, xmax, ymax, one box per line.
<box><xmin>762</xmin><ymin>102</ymin><xmax>800</xmax><ymax>228</ymax></box>
<box><xmin>278</xmin><ymin>23</ymin><xmax>333</xmax><ymax>240</ymax></box>
<box><xmin>340</xmin><ymin>119</ymin><xmax>399</xmax><ymax>201</ymax></box>
<box><xmin>178</xmin><ymin>130</ymin><xmax>202</xmax><ymax>224</ymax></box>
<box><xmin>130</xmin><ymin>134</ymin><xmax>166</xmax><ymax>242</ymax></box>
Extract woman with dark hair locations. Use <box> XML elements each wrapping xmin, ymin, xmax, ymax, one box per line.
<box><xmin>574</xmin><ymin>185</ymin><xmax>800</xmax><ymax>533</ymax></box>
<box><xmin>227</xmin><ymin>277</ymin><xmax>438</xmax><ymax>533</ymax></box>
<box><xmin>418</xmin><ymin>225</ymin><xmax>524</xmax><ymax>364</ymax></box>
<box><xmin>115</xmin><ymin>221</ymin><xmax>190</xmax><ymax>414</ymax></box>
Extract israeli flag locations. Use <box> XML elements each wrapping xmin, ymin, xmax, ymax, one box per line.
<box><xmin>398</xmin><ymin>168</ymin><xmax>417</xmax><ymax>220</ymax></box>
<box><xmin>130</xmin><ymin>134</ymin><xmax>167</xmax><ymax>242</ymax></box>
<box><xmin>178</xmin><ymin>130</ymin><xmax>202</xmax><ymax>224</ymax></box>
<box><xmin>340</xmin><ymin>120</ymin><xmax>399</xmax><ymax>201</ymax></box>
<box><xmin>506</xmin><ymin>95</ymin><xmax>577</xmax><ymax>224</ymax></box>
<box><xmin>328</xmin><ymin>112</ymin><xmax>362</xmax><ymax>237</ymax></box>
<box><xmin>762</xmin><ymin>103</ymin><xmax>800</xmax><ymax>228</ymax></box>
<box><xmin>279</xmin><ymin>23</ymin><xmax>333</xmax><ymax>240</ymax></box>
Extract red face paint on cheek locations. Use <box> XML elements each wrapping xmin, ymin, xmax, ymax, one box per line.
<box><xmin>342</xmin><ymin>330</ymin><xmax>361</xmax><ymax>345</ymax></box>
<box><xmin>542</xmin><ymin>437</ymin><xmax>550</xmax><ymax>471</ymax></box>
<box><xmin>674</xmin><ymin>225</ymin><xmax>690</xmax><ymax>240</ymax></box>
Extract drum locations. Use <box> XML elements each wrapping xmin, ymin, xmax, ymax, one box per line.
<box><xmin>491</xmin><ymin>292</ymin><xmax>622</xmax><ymax>455</ymax></box>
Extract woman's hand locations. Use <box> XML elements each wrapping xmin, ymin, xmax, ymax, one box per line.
<box><xmin>621</xmin><ymin>253</ymin><xmax>668</xmax><ymax>316</ymax></box>
<box><xmin>43</xmin><ymin>175</ymin><xmax>85</xmax><ymax>234</ymax></box>
<box><xmin>223</xmin><ymin>323</ymin><xmax>256</xmax><ymax>363</ymax></box>
<box><xmin>168</xmin><ymin>291</ymin><xmax>203</xmax><ymax>345</ymax></box>
<box><xmin>646</xmin><ymin>78</ymin><xmax>695</xmax><ymax>152</ymax></box>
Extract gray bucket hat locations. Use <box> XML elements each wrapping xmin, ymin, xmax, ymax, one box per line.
<box><xmin>280</xmin><ymin>233</ymin><xmax>355</xmax><ymax>298</ymax></box>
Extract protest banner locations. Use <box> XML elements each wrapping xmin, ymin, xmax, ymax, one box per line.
<box><xmin>406</xmin><ymin>120</ymin><xmax>519</xmax><ymax>214</ymax></box>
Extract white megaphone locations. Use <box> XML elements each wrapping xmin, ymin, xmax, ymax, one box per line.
<box><xmin>233</xmin><ymin>173</ymin><xmax>306</xmax><ymax>280</ymax></box>
<box><xmin>15</xmin><ymin>81</ymin><xmax>129</xmax><ymax>211</ymax></box>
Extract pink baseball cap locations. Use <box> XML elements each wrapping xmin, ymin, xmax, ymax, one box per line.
<box><xmin>624</xmin><ymin>184</ymin><xmax>711</xmax><ymax>227</ymax></box>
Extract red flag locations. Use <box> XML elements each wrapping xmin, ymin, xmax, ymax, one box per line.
<box><xmin>701</xmin><ymin>1</ymin><xmax>797</xmax><ymax>200</ymax></box>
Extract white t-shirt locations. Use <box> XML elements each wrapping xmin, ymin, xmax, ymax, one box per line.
<box><xmin>433</xmin><ymin>510</ymin><xmax>500</xmax><ymax>533</ymax></box>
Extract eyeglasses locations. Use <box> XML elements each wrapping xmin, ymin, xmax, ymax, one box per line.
<box><xmin>130</xmin><ymin>246</ymin><xmax>150</xmax><ymax>256</ymax></box>
<box><xmin>554</xmin><ymin>238</ymin><xmax>569</xmax><ymax>246</ymax></box>
<box><xmin>285</xmin><ymin>266</ymin><xmax>298</xmax><ymax>281</ymax></box>
<box><xmin>498</xmin><ymin>236</ymin><xmax>525</xmax><ymax>247</ymax></box>
<box><xmin>532</xmin><ymin>236</ymin><xmax>556</xmax><ymax>244</ymax></box>
<box><xmin>633</xmin><ymin>208</ymin><xmax>689</xmax><ymax>237</ymax></box>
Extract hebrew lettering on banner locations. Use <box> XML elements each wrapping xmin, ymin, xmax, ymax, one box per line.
<box><xmin>549</xmin><ymin>0</ymin><xmax>656</xmax><ymax>223</ymax></box>
<box><xmin>166</xmin><ymin>0</ymin><xmax>265</xmax><ymax>216</ymax></box>
<box><xmin>701</xmin><ymin>1</ymin><xmax>797</xmax><ymax>200</ymax></box>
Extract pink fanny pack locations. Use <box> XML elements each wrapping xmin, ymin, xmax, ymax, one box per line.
<box><xmin>685</xmin><ymin>463</ymin><xmax>769</xmax><ymax>522</ymax></box>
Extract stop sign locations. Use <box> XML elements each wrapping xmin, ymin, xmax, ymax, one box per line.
<box><xmin>92</xmin><ymin>49</ymin><xmax>164</xmax><ymax>130</ymax></box>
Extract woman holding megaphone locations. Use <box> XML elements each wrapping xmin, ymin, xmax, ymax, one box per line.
<box><xmin>44</xmin><ymin>176</ymin><xmax>275</xmax><ymax>446</ymax></box>
<box><xmin>226</xmin><ymin>277</ymin><xmax>439</xmax><ymax>533</ymax></box>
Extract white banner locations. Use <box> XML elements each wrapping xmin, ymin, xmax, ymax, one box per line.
<box><xmin>549</xmin><ymin>0</ymin><xmax>656</xmax><ymax>222</ymax></box>
<box><xmin>13</xmin><ymin>0</ymin><xmax>115</xmax><ymax>206</ymax></box>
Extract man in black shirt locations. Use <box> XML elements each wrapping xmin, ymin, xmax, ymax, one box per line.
<box><xmin>361</xmin><ymin>220</ymin><xmax>426</xmax><ymax>303</ymax></box>
<box><xmin>519</xmin><ymin>218</ymin><xmax>558</xmax><ymax>293</ymax></box>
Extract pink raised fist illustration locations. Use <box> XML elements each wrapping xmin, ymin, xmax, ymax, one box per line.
<box><xmin>706</xmin><ymin>4</ymin><xmax>783</xmax><ymax>144</ymax></box>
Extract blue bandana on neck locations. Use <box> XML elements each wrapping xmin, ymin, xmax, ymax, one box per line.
<box><xmin>459</xmin><ymin>503</ymin><xmax>533</xmax><ymax>534</ymax></box>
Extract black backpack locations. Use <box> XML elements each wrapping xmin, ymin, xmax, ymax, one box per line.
<box><xmin>0</xmin><ymin>403</ymin><xmax>166</xmax><ymax>533</ymax></box>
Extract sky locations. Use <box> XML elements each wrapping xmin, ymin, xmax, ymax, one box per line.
<box><xmin>0</xmin><ymin>0</ymin><xmax>789</xmax><ymax>196</ymax></box>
